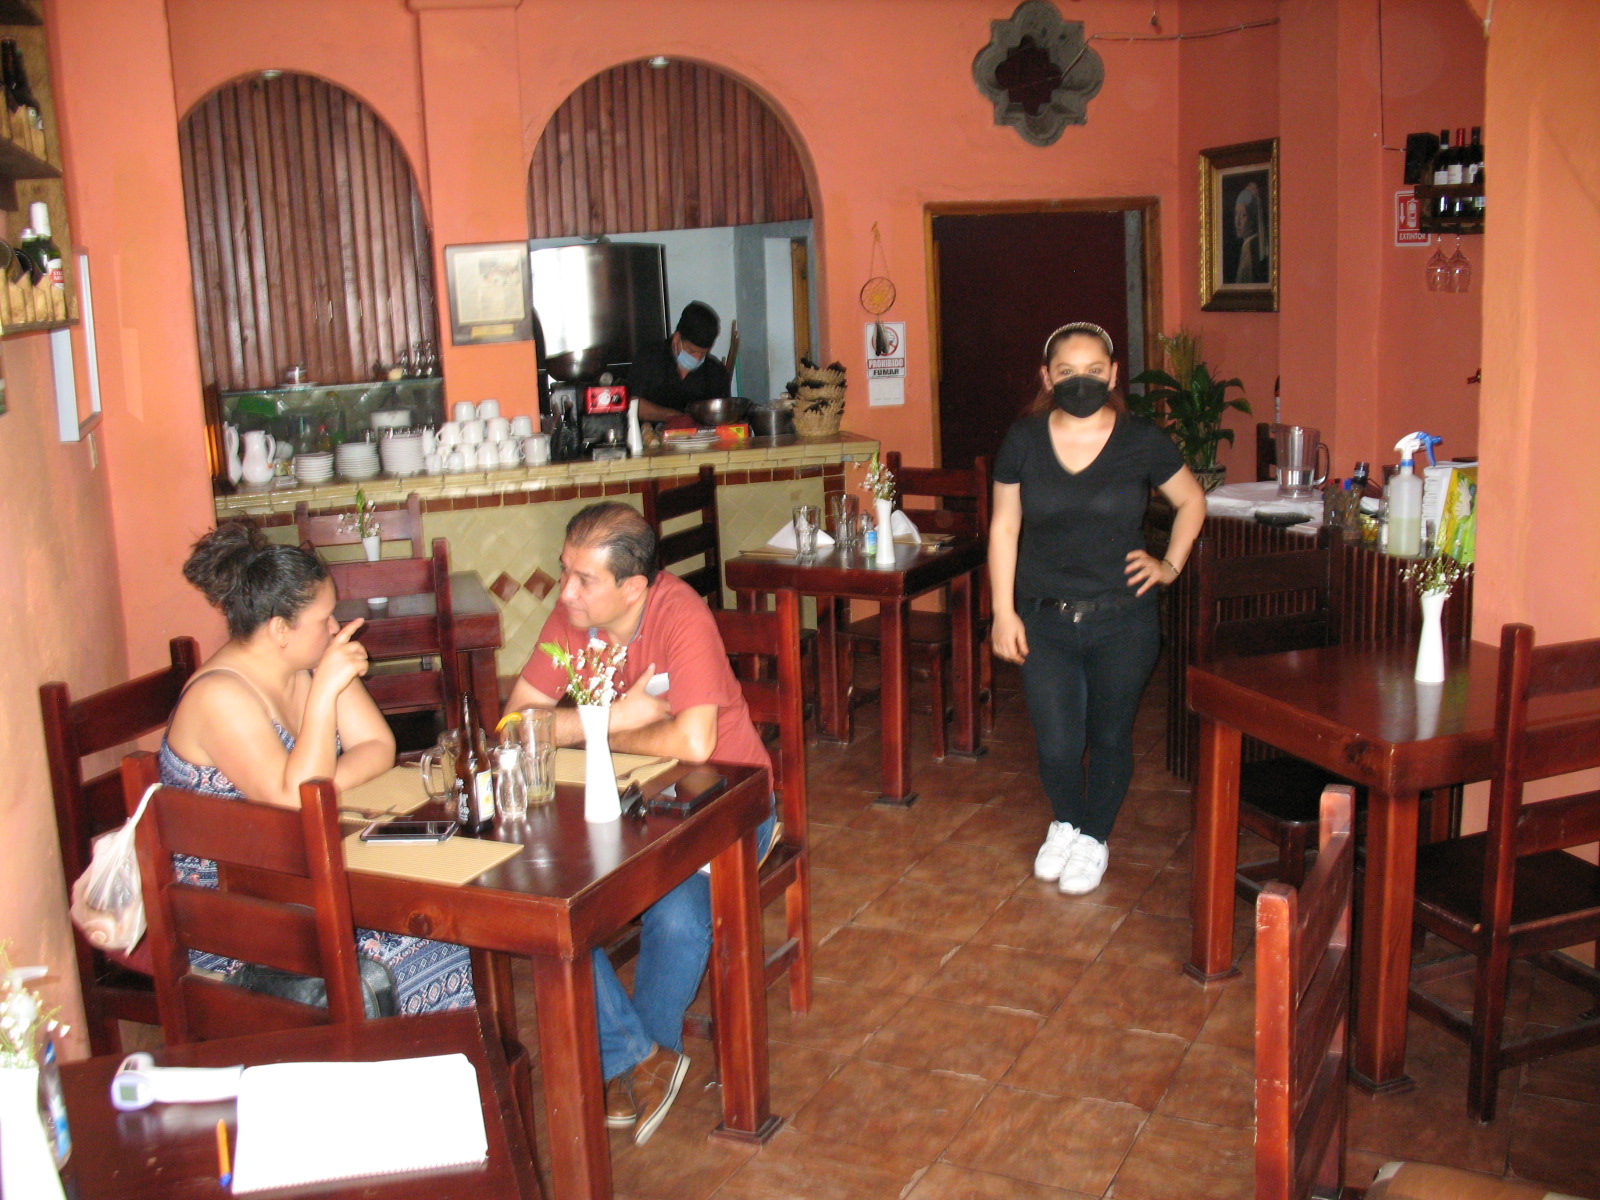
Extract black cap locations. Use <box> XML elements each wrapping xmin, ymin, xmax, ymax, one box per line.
<box><xmin>675</xmin><ymin>301</ymin><xmax>720</xmax><ymax>350</ymax></box>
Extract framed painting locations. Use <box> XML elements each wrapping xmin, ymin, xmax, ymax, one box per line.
<box><xmin>444</xmin><ymin>242</ymin><xmax>533</xmax><ymax>345</ymax></box>
<box><xmin>1199</xmin><ymin>139</ymin><xmax>1278</xmax><ymax>312</ymax></box>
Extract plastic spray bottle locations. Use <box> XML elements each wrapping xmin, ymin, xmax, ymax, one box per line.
<box><xmin>1385</xmin><ymin>432</ymin><xmax>1438</xmax><ymax>558</ymax></box>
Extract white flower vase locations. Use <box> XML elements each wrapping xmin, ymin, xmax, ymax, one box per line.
<box><xmin>874</xmin><ymin>497</ymin><xmax>897</xmax><ymax>567</ymax></box>
<box><xmin>0</xmin><ymin>1066</ymin><xmax>67</xmax><ymax>1200</ymax></box>
<box><xmin>362</xmin><ymin>533</ymin><xmax>387</xmax><ymax>605</ymax></box>
<box><xmin>1414</xmin><ymin>589</ymin><xmax>1449</xmax><ymax>684</ymax></box>
<box><xmin>578</xmin><ymin>703</ymin><xmax>621</xmax><ymax>822</ymax></box>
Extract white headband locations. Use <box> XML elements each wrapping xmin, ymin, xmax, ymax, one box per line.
<box><xmin>1044</xmin><ymin>322</ymin><xmax>1114</xmax><ymax>360</ymax></box>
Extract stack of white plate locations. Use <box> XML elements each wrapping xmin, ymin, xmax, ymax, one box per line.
<box><xmin>664</xmin><ymin>430</ymin><xmax>720</xmax><ymax>453</ymax></box>
<box><xmin>336</xmin><ymin>440</ymin><xmax>380</xmax><ymax>481</ymax></box>
<box><xmin>294</xmin><ymin>451</ymin><xmax>334</xmax><ymax>485</ymax></box>
<box><xmin>379</xmin><ymin>431</ymin><xmax>424</xmax><ymax>477</ymax></box>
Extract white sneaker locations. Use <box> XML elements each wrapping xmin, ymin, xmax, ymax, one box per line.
<box><xmin>1033</xmin><ymin>821</ymin><xmax>1081</xmax><ymax>881</ymax></box>
<box><xmin>1058</xmin><ymin>835</ymin><xmax>1109</xmax><ymax>895</ymax></box>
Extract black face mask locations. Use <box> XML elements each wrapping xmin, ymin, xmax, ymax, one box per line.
<box><xmin>1052</xmin><ymin>375</ymin><xmax>1110</xmax><ymax>418</ymax></box>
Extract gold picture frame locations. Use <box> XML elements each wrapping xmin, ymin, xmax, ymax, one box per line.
<box><xmin>444</xmin><ymin>242</ymin><xmax>533</xmax><ymax>345</ymax></box>
<box><xmin>1199</xmin><ymin>138</ymin><xmax>1278</xmax><ymax>312</ymax></box>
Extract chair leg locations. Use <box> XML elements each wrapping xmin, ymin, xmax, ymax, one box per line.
<box><xmin>1279</xmin><ymin>824</ymin><xmax>1311</xmax><ymax>890</ymax></box>
<box><xmin>786</xmin><ymin>863</ymin><xmax>813</xmax><ymax>1014</ymax></box>
<box><xmin>978</xmin><ymin>640</ymin><xmax>994</xmax><ymax>738</ymax></box>
<box><xmin>1467</xmin><ymin>945</ymin><xmax>1513</xmax><ymax>1122</ymax></box>
<box><xmin>928</xmin><ymin>652</ymin><xmax>947</xmax><ymax>759</ymax></box>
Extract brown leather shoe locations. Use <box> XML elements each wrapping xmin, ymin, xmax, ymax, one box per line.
<box><xmin>630</xmin><ymin>1044</ymin><xmax>689</xmax><ymax>1145</ymax></box>
<box><xmin>605</xmin><ymin>1071</ymin><xmax>640</xmax><ymax>1128</ymax></box>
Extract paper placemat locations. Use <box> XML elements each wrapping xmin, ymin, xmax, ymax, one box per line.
<box><xmin>343</xmin><ymin>831</ymin><xmax>521</xmax><ymax>887</ymax></box>
<box><xmin>553</xmin><ymin>747</ymin><xmax>679</xmax><ymax>788</ymax></box>
<box><xmin>339</xmin><ymin>765</ymin><xmax>433</xmax><ymax>816</ymax></box>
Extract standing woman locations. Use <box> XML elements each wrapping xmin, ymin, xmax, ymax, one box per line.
<box><xmin>989</xmin><ymin>323</ymin><xmax>1206</xmax><ymax>894</ymax></box>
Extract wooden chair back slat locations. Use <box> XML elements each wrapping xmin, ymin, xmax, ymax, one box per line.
<box><xmin>1193</xmin><ymin>534</ymin><xmax>1342</xmax><ymax>667</ymax></box>
<box><xmin>179</xmin><ymin>975</ymin><xmax>329</xmax><ymax>1041</ymax></box>
<box><xmin>1255</xmin><ymin>785</ymin><xmax>1355</xmax><ymax>1200</ymax></box>
<box><xmin>642</xmin><ymin>466</ymin><xmax>723</xmax><ymax>605</ymax></box>
<box><xmin>1526</xmin><ymin>635</ymin><xmax>1600</xmax><ymax>698</ymax></box>
<box><xmin>39</xmin><ymin>636</ymin><xmax>201</xmax><ymax>1054</ymax></box>
<box><xmin>295</xmin><ymin>492</ymin><xmax>425</xmax><ymax>556</ymax></box>
<box><xmin>122</xmin><ymin>751</ymin><xmax>367</xmax><ymax>1045</ymax></box>
<box><xmin>886</xmin><ymin>451</ymin><xmax>992</xmax><ymax>538</ymax></box>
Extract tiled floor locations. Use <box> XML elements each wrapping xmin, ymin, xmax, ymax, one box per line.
<box><xmin>513</xmin><ymin>662</ymin><xmax>1600</xmax><ymax>1200</ymax></box>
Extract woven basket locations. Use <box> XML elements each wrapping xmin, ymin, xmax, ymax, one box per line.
<box><xmin>792</xmin><ymin>406</ymin><xmax>844</xmax><ymax>438</ymax></box>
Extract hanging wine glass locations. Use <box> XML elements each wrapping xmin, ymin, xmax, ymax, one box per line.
<box><xmin>1425</xmin><ymin>237</ymin><xmax>1449</xmax><ymax>292</ymax></box>
<box><xmin>1446</xmin><ymin>235</ymin><xmax>1471</xmax><ymax>294</ymax></box>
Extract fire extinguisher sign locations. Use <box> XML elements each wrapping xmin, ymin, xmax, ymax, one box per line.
<box><xmin>1395</xmin><ymin>190</ymin><xmax>1428</xmax><ymax>246</ymax></box>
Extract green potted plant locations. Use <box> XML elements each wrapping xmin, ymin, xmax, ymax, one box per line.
<box><xmin>1127</xmin><ymin>330</ymin><xmax>1250</xmax><ymax>491</ymax></box>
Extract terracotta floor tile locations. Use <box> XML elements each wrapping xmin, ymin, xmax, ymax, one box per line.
<box><xmin>1106</xmin><ymin>819</ymin><xmax>1189</xmax><ymax>868</ymax></box>
<box><xmin>765</xmin><ymin>977</ymin><xmax>910</xmax><ymax>1057</ymax></box>
<box><xmin>680</xmin><ymin>1037</ymin><xmax>848</xmax><ymax>1121</ymax></box>
<box><xmin>861</xmin><ymin>995</ymin><xmax>1042</xmax><ymax>1081</ymax></box>
<box><xmin>854</xmin><ymin>877</ymin><xmax>1008</xmax><ymax>942</ymax></box>
<box><xmin>943</xmin><ymin>1086</ymin><xmax>1146</xmax><ymax>1194</ymax></box>
<box><xmin>903</xmin><ymin>839</ymin><xmax>1031</xmax><ymax>895</ymax></box>
<box><xmin>713</xmin><ymin>1127</ymin><xmax>927</xmax><ymax>1200</ymax></box>
<box><xmin>846</xmin><ymin>796</ymin><xmax>989</xmax><ymax>843</ymax></box>
<box><xmin>1507</xmin><ymin>1093</ymin><xmax>1600</xmax><ymax>1197</ymax></box>
<box><xmin>1195</xmin><ymin>974</ymin><xmax>1255</xmax><ymax>1051</ymax></box>
<box><xmin>950</xmin><ymin>806</ymin><xmax>1049</xmax><ymax>857</ymax></box>
<box><xmin>1135</xmin><ymin>866</ymin><xmax>1195</xmax><ymax>919</ymax></box>
<box><xmin>969</xmin><ymin>894</ymin><xmax>1126</xmax><ymax>960</ymax></box>
<box><xmin>812</xmin><ymin>924</ymin><xmax>960</xmax><ymax>994</ymax></box>
<box><xmin>1097</xmin><ymin>910</ymin><xmax>1194</xmax><ymax>972</ymax></box>
<box><xmin>1346</xmin><ymin>1070</ymin><xmax>1514</xmax><ymax>1175</ymax></box>
<box><xmin>1117</xmin><ymin>788</ymin><xmax>1193</xmax><ymax>831</ymax></box>
<box><xmin>1063</xmin><ymin>960</ymin><xmax>1220</xmax><ymax>1040</ymax></box>
<box><xmin>905</xmin><ymin>1162</ymin><xmax>1097</xmax><ymax>1200</ymax></box>
<box><xmin>607</xmin><ymin>1097</ymin><xmax>758</xmax><ymax>1200</ymax></box>
<box><xmin>809</xmin><ymin>865</ymin><xmax>895</xmax><ymax>923</ymax></box>
<box><xmin>809</xmin><ymin>825</ymin><xmax>930</xmax><ymax>878</ymax></box>
<box><xmin>1158</xmin><ymin>1041</ymin><xmax>1255</xmax><ymax>1128</ymax></box>
<box><xmin>1518</xmin><ymin>1032</ymin><xmax>1600</xmax><ymax>1106</ymax></box>
<box><xmin>1029</xmin><ymin>855</ymin><xmax>1159</xmax><ymax>909</ymax></box>
<box><xmin>908</xmin><ymin>760</ymin><xmax>1023</xmax><ymax>806</ymax></box>
<box><xmin>1005</xmin><ymin>1016</ymin><xmax>1188</xmax><ymax>1109</ymax></box>
<box><xmin>790</xmin><ymin>1058</ymin><xmax>989</xmax><ymax>1161</ymax></box>
<box><xmin>918</xmin><ymin>942</ymin><xmax>1086</xmax><ymax>1016</ymax></box>
<box><xmin>805</xmin><ymin>784</ymin><xmax>878</xmax><ymax>827</ymax></box>
<box><xmin>1112</xmin><ymin>1113</ymin><xmax>1254</xmax><ymax>1200</ymax></box>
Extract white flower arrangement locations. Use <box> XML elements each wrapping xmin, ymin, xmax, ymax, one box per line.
<box><xmin>862</xmin><ymin>451</ymin><xmax>896</xmax><ymax>502</ymax></box>
<box><xmin>0</xmin><ymin>946</ymin><xmax>66</xmax><ymax>1069</ymax></box>
<box><xmin>337</xmin><ymin>487</ymin><xmax>382</xmax><ymax>540</ymax></box>
<box><xmin>541</xmin><ymin>637</ymin><xmax>629</xmax><ymax>706</ymax></box>
<box><xmin>1401</xmin><ymin>552</ymin><xmax>1470</xmax><ymax>598</ymax></box>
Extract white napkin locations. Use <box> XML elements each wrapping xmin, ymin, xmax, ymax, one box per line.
<box><xmin>766</xmin><ymin>523</ymin><xmax>836</xmax><ymax>551</ymax></box>
<box><xmin>888</xmin><ymin>509</ymin><xmax>922</xmax><ymax>543</ymax></box>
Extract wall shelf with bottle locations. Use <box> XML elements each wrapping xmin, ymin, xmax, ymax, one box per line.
<box><xmin>1413</xmin><ymin>184</ymin><xmax>1483</xmax><ymax>236</ymax></box>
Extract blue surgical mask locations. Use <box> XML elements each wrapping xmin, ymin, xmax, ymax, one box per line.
<box><xmin>676</xmin><ymin>348</ymin><xmax>702</xmax><ymax>372</ymax></box>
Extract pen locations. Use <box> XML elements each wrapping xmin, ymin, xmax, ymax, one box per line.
<box><xmin>215</xmin><ymin>1118</ymin><xmax>232</xmax><ymax>1188</ymax></box>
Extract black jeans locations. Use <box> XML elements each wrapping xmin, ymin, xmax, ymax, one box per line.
<box><xmin>1018</xmin><ymin>594</ymin><xmax>1162</xmax><ymax>842</ymax></box>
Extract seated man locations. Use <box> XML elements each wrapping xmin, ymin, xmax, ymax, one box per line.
<box><xmin>504</xmin><ymin>502</ymin><xmax>772</xmax><ymax>1146</ymax></box>
<box><xmin>626</xmin><ymin>300</ymin><xmax>732</xmax><ymax>424</ymax></box>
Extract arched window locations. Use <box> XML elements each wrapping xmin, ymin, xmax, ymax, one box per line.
<box><xmin>179</xmin><ymin>73</ymin><xmax>438</xmax><ymax>392</ymax></box>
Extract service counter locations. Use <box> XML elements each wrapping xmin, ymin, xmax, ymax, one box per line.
<box><xmin>215</xmin><ymin>433</ymin><xmax>877</xmax><ymax>678</ymax></box>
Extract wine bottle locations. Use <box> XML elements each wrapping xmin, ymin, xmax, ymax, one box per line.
<box><xmin>5</xmin><ymin>40</ymin><xmax>42</xmax><ymax>134</ymax></box>
<box><xmin>15</xmin><ymin>225</ymin><xmax>41</xmax><ymax>285</ymax></box>
<box><xmin>454</xmin><ymin>690</ymin><xmax>495</xmax><ymax>835</ymax></box>
<box><xmin>1429</xmin><ymin>129</ymin><xmax>1452</xmax><ymax>218</ymax></box>
<box><xmin>1446</xmin><ymin>127</ymin><xmax>1467</xmax><ymax>186</ymax></box>
<box><xmin>1</xmin><ymin>41</ymin><xmax>16</xmax><ymax>114</ymax></box>
<box><xmin>26</xmin><ymin>201</ymin><xmax>62</xmax><ymax>314</ymax></box>
<box><xmin>1467</xmin><ymin>126</ymin><xmax>1484</xmax><ymax>217</ymax></box>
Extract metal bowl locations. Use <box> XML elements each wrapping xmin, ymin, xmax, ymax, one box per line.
<box><xmin>687</xmin><ymin>397</ymin><xmax>750</xmax><ymax>426</ymax></box>
<box><xmin>746</xmin><ymin>405</ymin><xmax>793</xmax><ymax>437</ymax></box>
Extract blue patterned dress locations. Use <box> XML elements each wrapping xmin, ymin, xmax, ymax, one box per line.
<box><xmin>158</xmin><ymin>728</ymin><xmax>475</xmax><ymax>1014</ymax></box>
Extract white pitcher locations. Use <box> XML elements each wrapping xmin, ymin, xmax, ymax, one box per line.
<box><xmin>223</xmin><ymin>424</ymin><xmax>243</xmax><ymax>485</ymax></box>
<box><xmin>239</xmin><ymin>430</ymin><xmax>277</xmax><ymax>485</ymax></box>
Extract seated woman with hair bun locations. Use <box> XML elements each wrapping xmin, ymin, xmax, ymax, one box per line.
<box><xmin>162</xmin><ymin>520</ymin><xmax>473</xmax><ymax>1014</ymax></box>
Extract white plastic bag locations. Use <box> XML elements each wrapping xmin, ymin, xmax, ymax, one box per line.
<box><xmin>68</xmin><ymin>783</ymin><xmax>158</xmax><ymax>953</ymax></box>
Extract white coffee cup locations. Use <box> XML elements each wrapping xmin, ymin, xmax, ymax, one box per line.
<box><xmin>445</xmin><ymin>449</ymin><xmax>465</xmax><ymax>473</ymax></box>
<box><xmin>460</xmin><ymin>418</ymin><xmax>486</xmax><ymax>444</ymax></box>
<box><xmin>523</xmin><ymin>434</ymin><xmax>551</xmax><ymax>465</ymax></box>
<box><xmin>486</xmin><ymin>416</ymin><xmax>511</xmax><ymax>443</ymax></box>
<box><xmin>477</xmin><ymin>398</ymin><xmax>500</xmax><ymax>420</ymax></box>
<box><xmin>453</xmin><ymin>400</ymin><xmax>476</xmax><ymax>422</ymax></box>
<box><xmin>420</xmin><ymin>427</ymin><xmax>438</xmax><ymax>455</ymax></box>
<box><xmin>459</xmin><ymin>442</ymin><xmax>479</xmax><ymax>470</ymax></box>
<box><xmin>438</xmin><ymin>421</ymin><xmax>461</xmax><ymax>446</ymax></box>
<box><xmin>497</xmin><ymin>440</ymin><xmax>521</xmax><ymax>467</ymax></box>
<box><xmin>423</xmin><ymin>452</ymin><xmax>442</xmax><ymax>474</ymax></box>
<box><xmin>510</xmin><ymin>415</ymin><xmax>534</xmax><ymax>438</ymax></box>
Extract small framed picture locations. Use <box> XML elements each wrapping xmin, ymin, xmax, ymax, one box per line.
<box><xmin>443</xmin><ymin>242</ymin><xmax>533</xmax><ymax>345</ymax></box>
<box><xmin>1199</xmin><ymin>139</ymin><xmax>1278</xmax><ymax>312</ymax></box>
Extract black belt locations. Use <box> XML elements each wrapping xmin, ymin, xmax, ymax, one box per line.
<box><xmin>1030</xmin><ymin>592</ymin><xmax>1146</xmax><ymax>620</ymax></box>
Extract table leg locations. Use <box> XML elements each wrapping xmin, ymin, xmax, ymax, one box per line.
<box><xmin>529</xmin><ymin>952</ymin><xmax>610</xmax><ymax>1200</ymax></box>
<box><xmin>946</xmin><ymin>568</ymin><xmax>984</xmax><ymax>759</ymax></box>
<box><xmin>815</xmin><ymin>596</ymin><xmax>850</xmax><ymax>744</ymax></box>
<box><xmin>708</xmin><ymin>825</ymin><xmax>782</xmax><ymax>1145</ymax></box>
<box><xmin>1186</xmin><ymin>715</ymin><xmax>1242</xmax><ymax>982</ymax></box>
<box><xmin>1351</xmin><ymin>787</ymin><xmax>1420</xmax><ymax>1093</ymax></box>
<box><xmin>877</xmin><ymin>598</ymin><xmax>916</xmax><ymax>805</ymax></box>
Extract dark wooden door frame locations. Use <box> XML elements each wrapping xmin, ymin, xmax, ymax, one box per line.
<box><xmin>923</xmin><ymin>197</ymin><xmax>1163</xmax><ymax>467</ymax></box>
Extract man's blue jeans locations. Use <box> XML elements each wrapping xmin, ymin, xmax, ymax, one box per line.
<box><xmin>593</xmin><ymin>806</ymin><xmax>774</xmax><ymax>1081</ymax></box>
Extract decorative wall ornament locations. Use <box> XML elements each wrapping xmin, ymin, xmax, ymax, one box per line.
<box><xmin>973</xmin><ymin>0</ymin><xmax>1104</xmax><ymax>146</ymax></box>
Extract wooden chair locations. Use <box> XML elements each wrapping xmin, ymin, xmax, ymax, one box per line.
<box><xmin>1408</xmin><ymin>622</ymin><xmax>1600</xmax><ymax>1122</ymax></box>
<box><xmin>120</xmin><ymin>751</ymin><xmax>367</xmax><ymax>1042</ymax></box>
<box><xmin>1192</xmin><ymin>531</ymin><xmax>1357</xmax><ymax>897</ymax></box>
<box><xmin>40</xmin><ymin>636</ymin><xmax>201</xmax><ymax>1055</ymax></box>
<box><xmin>640</xmin><ymin>465</ymin><xmax>722</xmax><ymax>604</ymax></box>
<box><xmin>1257</xmin><ymin>421</ymin><xmax>1279</xmax><ymax>482</ymax></box>
<box><xmin>295</xmin><ymin>491</ymin><xmax>426</xmax><ymax>557</ymax></box>
<box><xmin>1255</xmin><ymin>784</ymin><xmax>1356</xmax><ymax>1200</ymax></box>
<box><xmin>841</xmin><ymin>452</ymin><xmax>993</xmax><ymax>756</ymax></box>
<box><xmin>325</xmin><ymin>537</ymin><xmax>464</xmax><ymax>734</ymax></box>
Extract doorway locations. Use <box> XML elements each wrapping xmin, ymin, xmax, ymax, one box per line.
<box><xmin>929</xmin><ymin>201</ymin><xmax>1161</xmax><ymax>468</ymax></box>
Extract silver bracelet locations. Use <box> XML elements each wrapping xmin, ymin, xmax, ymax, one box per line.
<box><xmin>1161</xmin><ymin>558</ymin><xmax>1180</xmax><ymax>577</ymax></box>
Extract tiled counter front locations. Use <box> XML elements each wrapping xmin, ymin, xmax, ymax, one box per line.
<box><xmin>217</xmin><ymin>434</ymin><xmax>877</xmax><ymax>678</ymax></box>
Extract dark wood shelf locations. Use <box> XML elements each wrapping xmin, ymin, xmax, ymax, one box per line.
<box><xmin>1414</xmin><ymin>183</ymin><xmax>1484</xmax><ymax>235</ymax></box>
<box><xmin>0</xmin><ymin>0</ymin><xmax>42</xmax><ymax>26</ymax></box>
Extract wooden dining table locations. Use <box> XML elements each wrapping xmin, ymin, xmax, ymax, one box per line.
<box><xmin>58</xmin><ymin>1008</ymin><xmax>539</xmax><ymax>1199</ymax></box>
<box><xmin>1186</xmin><ymin>635</ymin><xmax>1600</xmax><ymax>1092</ymax></box>
<box><xmin>346</xmin><ymin>763</ymin><xmax>779</xmax><ymax>1200</ymax></box>
<box><xmin>724</xmin><ymin>535</ymin><xmax>987</xmax><ymax>805</ymax></box>
<box><xmin>336</xmin><ymin>570</ymin><xmax>504</xmax><ymax>723</ymax></box>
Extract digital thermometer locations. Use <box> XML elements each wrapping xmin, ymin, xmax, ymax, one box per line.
<box><xmin>110</xmin><ymin>1053</ymin><xmax>244</xmax><ymax>1111</ymax></box>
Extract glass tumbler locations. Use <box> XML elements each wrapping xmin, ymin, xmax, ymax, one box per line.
<box><xmin>493</xmin><ymin>745</ymin><xmax>528</xmax><ymax>820</ymax></box>
<box><xmin>792</xmin><ymin>505</ymin><xmax>820</xmax><ymax>557</ymax></box>
<box><xmin>511</xmin><ymin>707</ymin><xmax>556</xmax><ymax>806</ymax></box>
<box><xmin>831</xmin><ymin>493</ymin><xmax>859</xmax><ymax>548</ymax></box>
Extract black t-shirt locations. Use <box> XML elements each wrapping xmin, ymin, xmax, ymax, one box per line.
<box><xmin>625</xmin><ymin>338</ymin><xmax>731</xmax><ymax>414</ymax></box>
<box><xmin>993</xmin><ymin>411</ymin><xmax>1185</xmax><ymax>602</ymax></box>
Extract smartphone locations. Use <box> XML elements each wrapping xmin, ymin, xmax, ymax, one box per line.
<box><xmin>648</xmin><ymin>770</ymin><xmax>727</xmax><ymax>818</ymax></box>
<box><xmin>359</xmin><ymin>819</ymin><xmax>457</xmax><ymax>843</ymax></box>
